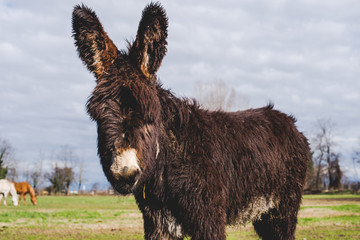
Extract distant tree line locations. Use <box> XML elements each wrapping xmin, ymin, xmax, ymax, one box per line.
<box><xmin>0</xmin><ymin>138</ymin><xmax>84</xmax><ymax>195</ymax></box>
<box><xmin>305</xmin><ymin>119</ymin><xmax>342</xmax><ymax>192</ymax></box>
<box><xmin>304</xmin><ymin>120</ymin><xmax>360</xmax><ymax>193</ymax></box>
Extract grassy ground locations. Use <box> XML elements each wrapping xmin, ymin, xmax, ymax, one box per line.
<box><xmin>0</xmin><ymin>194</ymin><xmax>359</xmax><ymax>239</ymax></box>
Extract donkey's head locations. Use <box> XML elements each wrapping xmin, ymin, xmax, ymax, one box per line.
<box><xmin>72</xmin><ymin>3</ymin><xmax>168</xmax><ymax>194</ymax></box>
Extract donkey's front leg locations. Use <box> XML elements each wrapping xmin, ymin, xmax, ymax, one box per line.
<box><xmin>142</xmin><ymin>208</ymin><xmax>184</xmax><ymax>240</ymax></box>
<box><xmin>186</xmin><ymin>205</ymin><xmax>227</xmax><ymax>240</ymax></box>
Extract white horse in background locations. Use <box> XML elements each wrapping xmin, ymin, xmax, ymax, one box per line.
<box><xmin>0</xmin><ymin>179</ymin><xmax>18</xmax><ymax>206</ymax></box>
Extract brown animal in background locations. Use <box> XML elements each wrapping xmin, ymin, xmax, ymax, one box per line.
<box><xmin>12</xmin><ymin>181</ymin><xmax>37</xmax><ymax>206</ymax></box>
<box><xmin>73</xmin><ymin>3</ymin><xmax>310</xmax><ymax>240</ymax></box>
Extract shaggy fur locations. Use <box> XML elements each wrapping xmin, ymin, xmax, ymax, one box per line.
<box><xmin>72</xmin><ymin>3</ymin><xmax>310</xmax><ymax>240</ymax></box>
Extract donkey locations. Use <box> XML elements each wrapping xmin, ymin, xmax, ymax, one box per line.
<box><xmin>72</xmin><ymin>3</ymin><xmax>310</xmax><ymax>240</ymax></box>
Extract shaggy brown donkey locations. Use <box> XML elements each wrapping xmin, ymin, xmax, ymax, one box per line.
<box><xmin>72</xmin><ymin>3</ymin><xmax>310</xmax><ymax>240</ymax></box>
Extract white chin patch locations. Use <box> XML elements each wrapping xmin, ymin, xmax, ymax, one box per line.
<box><xmin>110</xmin><ymin>148</ymin><xmax>140</xmax><ymax>179</ymax></box>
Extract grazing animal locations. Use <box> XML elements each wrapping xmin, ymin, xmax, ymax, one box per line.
<box><xmin>12</xmin><ymin>181</ymin><xmax>37</xmax><ymax>206</ymax></box>
<box><xmin>0</xmin><ymin>179</ymin><xmax>18</xmax><ymax>206</ymax></box>
<box><xmin>72</xmin><ymin>3</ymin><xmax>310</xmax><ymax>240</ymax></box>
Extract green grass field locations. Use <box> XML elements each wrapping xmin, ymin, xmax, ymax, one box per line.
<box><xmin>0</xmin><ymin>194</ymin><xmax>359</xmax><ymax>239</ymax></box>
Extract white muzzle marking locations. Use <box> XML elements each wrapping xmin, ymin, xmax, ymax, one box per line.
<box><xmin>110</xmin><ymin>148</ymin><xmax>140</xmax><ymax>179</ymax></box>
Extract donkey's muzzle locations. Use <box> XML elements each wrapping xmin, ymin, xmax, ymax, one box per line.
<box><xmin>109</xmin><ymin>148</ymin><xmax>141</xmax><ymax>194</ymax></box>
<box><xmin>111</xmin><ymin>169</ymin><xmax>141</xmax><ymax>195</ymax></box>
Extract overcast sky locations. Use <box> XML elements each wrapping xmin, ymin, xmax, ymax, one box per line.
<box><xmin>1</xmin><ymin>0</ymin><xmax>360</xmax><ymax>188</ymax></box>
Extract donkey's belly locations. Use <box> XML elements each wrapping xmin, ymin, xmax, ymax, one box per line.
<box><xmin>231</xmin><ymin>195</ymin><xmax>278</xmax><ymax>225</ymax></box>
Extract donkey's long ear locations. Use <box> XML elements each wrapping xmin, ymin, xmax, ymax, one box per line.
<box><xmin>72</xmin><ymin>5</ymin><xmax>118</xmax><ymax>79</ymax></box>
<box><xmin>129</xmin><ymin>3</ymin><xmax>168</xmax><ymax>79</ymax></box>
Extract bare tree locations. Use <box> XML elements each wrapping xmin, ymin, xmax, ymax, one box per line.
<box><xmin>23</xmin><ymin>150</ymin><xmax>44</xmax><ymax>192</ymax></box>
<box><xmin>45</xmin><ymin>164</ymin><xmax>75</xmax><ymax>195</ymax></box>
<box><xmin>0</xmin><ymin>137</ymin><xmax>17</xmax><ymax>180</ymax></box>
<box><xmin>57</xmin><ymin>145</ymin><xmax>77</xmax><ymax>168</ymax></box>
<box><xmin>31</xmin><ymin>150</ymin><xmax>45</xmax><ymax>192</ymax></box>
<box><xmin>23</xmin><ymin>169</ymin><xmax>31</xmax><ymax>182</ymax></box>
<box><xmin>91</xmin><ymin>182</ymin><xmax>100</xmax><ymax>194</ymax></box>
<box><xmin>0</xmin><ymin>151</ymin><xmax>8</xmax><ymax>179</ymax></box>
<box><xmin>58</xmin><ymin>146</ymin><xmax>77</xmax><ymax>195</ymax></box>
<box><xmin>58</xmin><ymin>147</ymin><xmax>87</xmax><ymax>194</ymax></box>
<box><xmin>352</xmin><ymin>138</ymin><xmax>360</xmax><ymax>182</ymax></box>
<box><xmin>311</xmin><ymin>119</ymin><xmax>331</xmax><ymax>190</ymax></box>
<box><xmin>45</xmin><ymin>145</ymin><xmax>78</xmax><ymax>195</ymax></box>
<box><xmin>44</xmin><ymin>163</ymin><xmax>63</xmax><ymax>195</ymax></box>
<box><xmin>328</xmin><ymin>153</ymin><xmax>342</xmax><ymax>189</ymax></box>
<box><xmin>353</xmin><ymin>152</ymin><xmax>360</xmax><ymax>180</ymax></box>
<box><xmin>77</xmin><ymin>158</ymin><xmax>86</xmax><ymax>194</ymax></box>
<box><xmin>311</xmin><ymin>119</ymin><xmax>342</xmax><ymax>191</ymax></box>
<box><xmin>304</xmin><ymin>151</ymin><xmax>316</xmax><ymax>191</ymax></box>
<box><xmin>194</xmin><ymin>79</ymin><xmax>249</xmax><ymax>111</ymax></box>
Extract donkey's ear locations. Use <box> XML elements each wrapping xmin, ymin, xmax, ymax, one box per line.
<box><xmin>72</xmin><ymin>4</ymin><xmax>118</xmax><ymax>79</ymax></box>
<box><xmin>129</xmin><ymin>3</ymin><xmax>168</xmax><ymax>79</ymax></box>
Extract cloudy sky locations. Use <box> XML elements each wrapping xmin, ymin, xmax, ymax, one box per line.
<box><xmin>1</xmin><ymin>0</ymin><xmax>360</xmax><ymax>188</ymax></box>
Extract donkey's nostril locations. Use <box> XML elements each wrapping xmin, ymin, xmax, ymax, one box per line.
<box><xmin>134</xmin><ymin>169</ymin><xmax>141</xmax><ymax>179</ymax></box>
<box><xmin>128</xmin><ymin>169</ymin><xmax>141</xmax><ymax>183</ymax></box>
<box><xmin>122</xmin><ymin>166</ymin><xmax>129</xmax><ymax>174</ymax></box>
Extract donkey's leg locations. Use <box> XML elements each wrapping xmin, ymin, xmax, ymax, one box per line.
<box><xmin>142</xmin><ymin>208</ymin><xmax>184</xmax><ymax>240</ymax></box>
<box><xmin>183</xmin><ymin>190</ymin><xmax>227</xmax><ymax>240</ymax></box>
<box><xmin>189</xmin><ymin>215</ymin><xmax>226</xmax><ymax>240</ymax></box>
<box><xmin>186</xmin><ymin>206</ymin><xmax>226</xmax><ymax>240</ymax></box>
<box><xmin>0</xmin><ymin>194</ymin><xmax>3</xmax><ymax>205</ymax></box>
<box><xmin>142</xmin><ymin>202</ymin><xmax>226</xmax><ymax>240</ymax></box>
<box><xmin>252</xmin><ymin>201</ymin><xmax>300</xmax><ymax>240</ymax></box>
